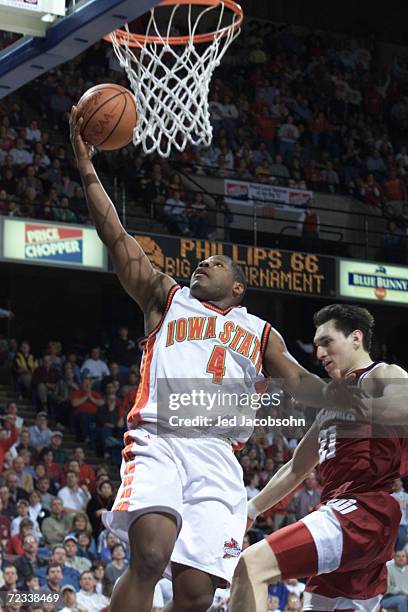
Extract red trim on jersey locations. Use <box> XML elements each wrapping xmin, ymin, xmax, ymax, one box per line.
<box><xmin>260</xmin><ymin>322</ymin><xmax>272</xmax><ymax>375</ymax></box>
<box><xmin>201</xmin><ymin>301</ymin><xmax>241</xmax><ymax>316</ymax></box>
<box><xmin>266</xmin><ymin>520</ymin><xmax>318</xmax><ymax>580</ymax></box>
<box><xmin>127</xmin><ymin>284</ymin><xmax>180</xmax><ymax>427</ymax></box>
<box><xmin>352</xmin><ymin>361</ymin><xmax>381</xmax><ymax>380</ymax></box>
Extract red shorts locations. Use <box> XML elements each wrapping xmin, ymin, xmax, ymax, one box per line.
<box><xmin>266</xmin><ymin>492</ymin><xmax>400</xmax><ymax>611</ymax></box>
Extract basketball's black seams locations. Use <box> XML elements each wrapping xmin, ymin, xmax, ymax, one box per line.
<box><xmin>82</xmin><ymin>90</ymin><xmax>124</xmax><ymax>143</ymax></box>
<box><xmin>98</xmin><ymin>93</ymin><xmax>128</xmax><ymax>147</ymax></box>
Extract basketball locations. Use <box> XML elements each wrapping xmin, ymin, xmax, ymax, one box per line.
<box><xmin>76</xmin><ymin>83</ymin><xmax>137</xmax><ymax>150</ymax></box>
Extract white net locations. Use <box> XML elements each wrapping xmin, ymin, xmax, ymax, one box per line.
<box><xmin>109</xmin><ymin>2</ymin><xmax>242</xmax><ymax>158</ymax></box>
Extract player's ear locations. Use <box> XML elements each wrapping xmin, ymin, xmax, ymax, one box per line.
<box><xmin>352</xmin><ymin>329</ymin><xmax>363</xmax><ymax>349</ymax></box>
<box><xmin>232</xmin><ymin>281</ymin><xmax>245</xmax><ymax>301</ymax></box>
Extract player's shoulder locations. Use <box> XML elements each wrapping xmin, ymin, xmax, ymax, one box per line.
<box><xmin>367</xmin><ymin>362</ymin><xmax>408</xmax><ymax>379</ymax></box>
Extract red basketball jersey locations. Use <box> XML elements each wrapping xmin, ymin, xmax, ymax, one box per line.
<box><xmin>316</xmin><ymin>362</ymin><xmax>403</xmax><ymax>502</ymax></box>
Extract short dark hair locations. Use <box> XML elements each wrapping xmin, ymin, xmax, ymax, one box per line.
<box><xmin>313</xmin><ymin>304</ymin><xmax>375</xmax><ymax>351</ymax></box>
<box><xmin>222</xmin><ymin>256</ymin><xmax>247</xmax><ymax>299</ymax></box>
<box><xmin>47</xmin><ymin>562</ymin><xmax>62</xmax><ymax>574</ymax></box>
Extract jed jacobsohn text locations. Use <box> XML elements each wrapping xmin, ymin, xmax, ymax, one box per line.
<box><xmin>168</xmin><ymin>414</ymin><xmax>306</xmax><ymax>428</ymax></box>
<box><xmin>168</xmin><ymin>390</ymin><xmax>281</xmax><ymax>412</ymax></box>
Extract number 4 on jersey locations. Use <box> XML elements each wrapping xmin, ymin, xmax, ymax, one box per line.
<box><xmin>207</xmin><ymin>346</ymin><xmax>226</xmax><ymax>384</ymax></box>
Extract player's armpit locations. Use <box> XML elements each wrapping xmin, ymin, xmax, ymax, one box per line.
<box><xmin>263</xmin><ymin>329</ymin><xmax>326</xmax><ymax>407</ymax></box>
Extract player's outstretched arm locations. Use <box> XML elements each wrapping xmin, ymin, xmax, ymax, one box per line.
<box><xmin>69</xmin><ymin>107</ymin><xmax>175</xmax><ymax>315</ymax></box>
<box><xmin>263</xmin><ymin>328</ymin><xmax>361</xmax><ymax>411</ymax></box>
<box><xmin>247</xmin><ymin>424</ymin><xmax>319</xmax><ymax>521</ymax></box>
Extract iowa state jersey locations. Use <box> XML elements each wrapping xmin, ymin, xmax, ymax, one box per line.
<box><xmin>316</xmin><ymin>362</ymin><xmax>403</xmax><ymax>502</ymax></box>
<box><xmin>127</xmin><ymin>285</ymin><xmax>271</xmax><ymax>442</ymax></box>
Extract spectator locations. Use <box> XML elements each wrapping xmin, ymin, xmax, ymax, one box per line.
<box><xmin>80</xmin><ymin>348</ymin><xmax>110</xmax><ymax>385</ymax></box>
<box><xmin>14</xmin><ymin>533</ymin><xmax>47</xmax><ymax>585</ymax></box>
<box><xmin>188</xmin><ymin>193</ymin><xmax>209</xmax><ymax>238</ymax></box>
<box><xmin>60</xmin><ymin>583</ymin><xmax>87</xmax><ymax>612</ymax></box>
<box><xmin>12</xmin><ymin>455</ymin><xmax>34</xmax><ymax>493</ymax></box>
<box><xmin>10</xmin><ymin>500</ymin><xmax>36</xmax><ymax>536</ymax></box>
<box><xmin>40</xmin><ymin>447</ymin><xmax>62</xmax><ymax>483</ymax></box>
<box><xmin>392</xmin><ymin>478</ymin><xmax>408</xmax><ymax>551</ymax></box>
<box><xmin>7</xmin><ymin>518</ymin><xmax>35</xmax><ymax>555</ymax></box>
<box><xmin>49</xmin><ymin>431</ymin><xmax>69</xmax><ymax>466</ymax></box>
<box><xmin>298</xmin><ymin>200</ymin><xmax>320</xmax><ymax>251</ymax></box>
<box><xmin>9</xmin><ymin>138</ymin><xmax>33</xmax><ymax>166</ymax></box>
<box><xmin>32</xmin><ymin>354</ymin><xmax>60</xmax><ymax>414</ymax></box>
<box><xmin>381</xmin><ymin>170</ymin><xmax>407</xmax><ymax>209</ymax></box>
<box><xmin>64</xmin><ymin>535</ymin><xmax>92</xmax><ymax>574</ymax></box>
<box><xmin>109</xmin><ymin>327</ymin><xmax>139</xmax><ymax>382</ymax></box>
<box><xmin>72</xmin><ymin>447</ymin><xmax>96</xmax><ymax>491</ymax></box>
<box><xmin>3</xmin><ymin>402</ymin><xmax>24</xmax><ymax>431</ymax></box>
<box><xmin>76</xmin><ymin>570</ymin><xmax>109</xmax><ymax>612</ymax></box>
<box><xmin>164</xmin><ymin>189</ymin><xmax>190</xmax><ymax>236</ymax></box>
<box><xmin>69</xmin><ymin>511</ymin><xmax>94</xmax><ymax>542</ymax></box>
<box><xmin>382</xmin><ymin>550</ymin><xmax>408</xmax><ymax>612</ymax></box>
<box><xmin>55</xmin><ymin>363</ymin><xmax>80</xmax><ymax>427</ymax></box>
<box><xmin>0</xmin><ymin>565</ymin><xmax>18</xmax><ymax>594</ymax></box>
<box><xmin>87</xmin><ymin>481</ymin><xmax>114</xmax><ymax>539</ymax></box>
<box><xmin>92</xmin><ymin>560</ymin><xmax>107</xmax><ymax>595</ymax></box>
<box><xmin>268</xmin><ymin>594</ymin><xmax>282</xmax><ymax>612</ymax></box>
<box><xmin>38</xmin><ymin>563</ymin><xmax>65</xmax><ymax>610</ymax></box>
<box><xmin>96</xmin><ymin>393</ymin><xmax>120</xmax><ymax>457</ymax></box>
<box><xmin>28</xmin><ymin>489</ymin><xmax>50</xmax><ymax>527</ymax></box>
<box><xmin>294</xmin><ymin>472</ymin><xmax>321</xmax><ymax>521</ymax></box>
<box><xmin>36</xmin><ymin>476</ymin><xmax>56</xmax><ymax>511</ymax></box>
<box><xmin>77</xmin><ymin>532</ymin><xmax>98</xmax><ymax>563</ymax></box>
<box><xmin>270</xmin><ymin>154</ymin><xmax>290</xmax><ymax>180</ymax></box>
<box><xmin>104</xmin><ymin>543</ymin><xmax>128</xmax><ymax>584</ymax></box>
<box><xmin>0</xmin><ymin>497</ymin><xmax>11</xmax><ymax>543</ymax></box>
<box><xmin>28</xmin><ymin>413</ymin><xmax>53</xmax><ymax>451</ymax></box>
<box><xmin>41</xmin><ymin>498</ymin><xmax>73</xmax><ymax>547</ymax></box>
<box><xmin>13</xmin><ymin>341</ymin><xmax>38</xmax><ymax>398</ymax></box>
<box><xmin>284</xmin><ymin>594</ymin><xmax>302</xmax><ymax>611</ymax></box>
<box><xmin>58</xmin><ymin>471</ymin><xmax>91</xmax><ymax>513</ymax></box>
<box><xmin>245</xmin><ymin>472</ymin><xmax>261</xmax><ymax>500</ymax></box>
<box><xmin>12</xmin><ymin>428</ymin><xmax>36</xmax><ymax>459</ymax></box>
<box><xmin>37</xmin><ymin>545</ymin><xmax>80</xmax><ymax>590</ymax></box>
<box><xmin>0</xmin><ymin>485</ymin><xmax>16</xmax><ymax>519</ymax></box>
<box><xmin>69</xmin><ymin>378</ymin><xmax>104</xmax><ymax>443</ymax></box>
<box><xmin>97</xmin><ymin>530</ymin><xmax>120</xmax><ymax>565</ymax></box>
<box><xmin>0</xmin><ymin>419</ymin><xmax>19</xmax><ymax>472</ymax></box>
<box><xmin>6</xmin><ymin>471</ymin><xmax>28</xmax><ymax>503</ymax></box>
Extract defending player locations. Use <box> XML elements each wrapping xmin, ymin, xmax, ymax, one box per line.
<box><xmin>69</xmin><ymin>109</ymin><xmax>360</xmax><ymax>612</ymax></box>
<box><xmin>229</xmin><ymin>304</ymin><xmax>408</xmax><ymax>612</ymax></box>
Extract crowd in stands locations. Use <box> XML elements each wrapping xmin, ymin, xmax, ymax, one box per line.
<box><xmin>2</xmin><ymin>19</ymin><xmax>408</xmax><ymax>256</ymax></box>
<box><xmin>1</xmin><ymin>328</ymin><xmax>407</xmax><ymax>611</ymax></box>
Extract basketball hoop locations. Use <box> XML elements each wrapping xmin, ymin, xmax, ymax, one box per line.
<box><xmin>104</xmin><ymin>0</ymin><xmax>243</xmax><ymax>158</ymax></box>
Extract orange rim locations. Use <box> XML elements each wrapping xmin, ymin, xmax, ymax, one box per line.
<box><xmin>103</xmin><ymin>0</ymin><xmax>243</xmax><ymax>47</ymax></box>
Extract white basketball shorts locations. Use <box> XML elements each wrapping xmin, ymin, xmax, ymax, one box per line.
<box><xmin>103</xmin><ymin>425</ymin><xmax>247</xmax><ymax>585</ymax></box>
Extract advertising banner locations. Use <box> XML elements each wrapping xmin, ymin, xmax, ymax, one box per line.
<box><xmin>339</xmin><ymin>259</ymin><xmax>408</xmax><ymax>305</ymax></box>
<box><xmin>2</xmin><ymin>218</ymin><xmax>106</xmax><ymax>271</ymax></box>
<box><xmin>128</xmin><ymin>234</ymin><xmax>336</xmax><ymax>297</ymax></box>
<box><xmin>224</xmin><ymin>179</ymin><xmax>313</xmax><ymax>212</ymax></box>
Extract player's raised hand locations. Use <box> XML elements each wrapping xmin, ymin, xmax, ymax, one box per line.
<box><xmin>69</xmin><ymin>105</ymin><xmax>94</xmax><ymax>164</ymax></box>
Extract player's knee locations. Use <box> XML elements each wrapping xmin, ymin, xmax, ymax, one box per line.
<box><xmin>130</xmin><ymin>545</ymin><xmax>170</xmax><ymax>581</ymax></box>
<box><xmin>234</xmin><ymin>544</ymin><xmax>280</xmax><ymax>585</ymax></box>
<box><xmin>174</xmin><ymin>590</ymin><xmax>214</xmax><ymax>612</ymax></box>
